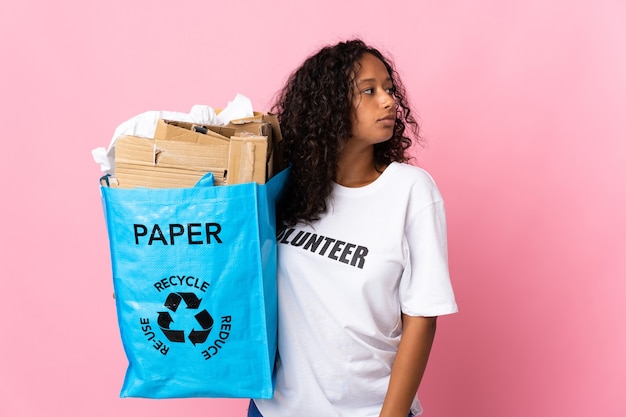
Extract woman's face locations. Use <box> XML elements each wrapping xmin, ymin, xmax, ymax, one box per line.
<box><xmin>348</xmin><ymin>53</ymin><xmax>397</xmax><ymax>148</ymax></box>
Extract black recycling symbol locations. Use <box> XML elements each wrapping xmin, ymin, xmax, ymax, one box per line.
<box><xmin>157</xmin><ymin>292</ymin><xmax>214</xmax><ymax>346</ymax></box>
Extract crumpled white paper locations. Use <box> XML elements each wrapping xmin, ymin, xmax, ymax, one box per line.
<box><xmin>92</xmin><ymin>93</ymin><xmax>254</xmax><ymax>173</ymax></box>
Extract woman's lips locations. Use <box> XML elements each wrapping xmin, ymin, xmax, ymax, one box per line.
<box><xmin>377</xmin><ymin>115</ymin><xmax>396</xmax><ymax>127</ymax></box>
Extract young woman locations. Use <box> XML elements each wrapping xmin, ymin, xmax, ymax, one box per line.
<box><xmin>249</xmin><ymin>39</ymin><xmax>457</xmax><ymax>417</ymax></box>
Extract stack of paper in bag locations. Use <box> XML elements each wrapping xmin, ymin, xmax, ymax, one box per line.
<box><xmin>107</xmin><ymin>112</ymin><xmax>281</xmax><ymax>188</ymax></box>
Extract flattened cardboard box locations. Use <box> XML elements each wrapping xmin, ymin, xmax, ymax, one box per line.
<box><xmin>113</xmin><ymin>135</ymin><xmax>228</xmax><ymax>188</ymax></box>
<box><xmin>110</xmin><ymin>113</ymin><xmax>280</xmax><ymax>188</ymax></box>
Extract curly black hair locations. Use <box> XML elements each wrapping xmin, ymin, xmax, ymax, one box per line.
<box><xmin>273</xmin><ymin>39</ymin><xmax>420</xmax><ymax>226</ymax></box>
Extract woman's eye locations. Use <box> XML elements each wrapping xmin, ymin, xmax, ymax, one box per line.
<box><xmin>362</xmin><ymin>88</ymin><xmax>374</xmax><ymax>95</ymax></box>
<box><xmin>385</xmin><ymin>87</ymin><xmax>396</xmax><ymax>95</ymax></box>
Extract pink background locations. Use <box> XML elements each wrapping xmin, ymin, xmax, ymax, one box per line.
<box><xmin>1</xmin><ymin>0</ymin><xmax>624</xmax><ymax>416</ymax></box>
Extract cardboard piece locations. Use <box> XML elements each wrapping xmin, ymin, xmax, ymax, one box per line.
<box><xmin>227</xmin><ymin>135</ymin><xmax>268</xmax><ymax>185</ymax></box>
<box><xmin>113</xmin><ymin>135</ymin><xmax>228</xmax><ymax>188</ymax></box>
<box><xmin>228</xmin><ymin>112</ymin><xmax>283</xmax><ymax>181</ymax></box>
<box><xmin>110</xmin><ymin>113</ymin><xmax>281</xmax><ymax>189</ymax></box>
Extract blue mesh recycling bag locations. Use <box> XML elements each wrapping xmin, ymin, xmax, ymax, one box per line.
<box><xmin>100</xmin><ymin>167</ymin><xmax>289</xmax><ymax>399</ymax></box>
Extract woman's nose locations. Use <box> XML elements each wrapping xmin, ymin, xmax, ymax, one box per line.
<box><xmin>382</xmin><ymin>92</ymin><xmax>396</xmax><ymax>109</ymax></box>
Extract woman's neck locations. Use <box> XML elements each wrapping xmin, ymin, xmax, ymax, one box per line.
<box><xmin>335</xmin><ymin>148</ymin><xmax>384</xmax><ymax>188</ymax></box>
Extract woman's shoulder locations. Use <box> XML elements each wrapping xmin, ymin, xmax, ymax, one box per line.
<box><xmin>387</xmin><ymin>162</ymin><xmax>438</xmax><ymax>186</ymax></box>
<box><xmin>385</xmin><ymin>162</ymin><xmax>444</xmax><ymax>204</ymax></box>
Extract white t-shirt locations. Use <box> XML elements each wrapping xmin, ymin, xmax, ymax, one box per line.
<box><xmin>255</xmin><ymin>162</ymin><xmax>458</xmax><ymax>417</ymax></box>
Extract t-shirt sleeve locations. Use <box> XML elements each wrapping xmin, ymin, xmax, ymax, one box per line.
<box><xmin>400</xmin><ymin>193</ymin><xmax>458</xmax><ymax>317</ymax></box>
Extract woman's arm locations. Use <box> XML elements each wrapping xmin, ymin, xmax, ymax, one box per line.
<box><xmin>379</xmin><ymin>314</ymin><xmax>438</xmax><ymax>417</ymax></box>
